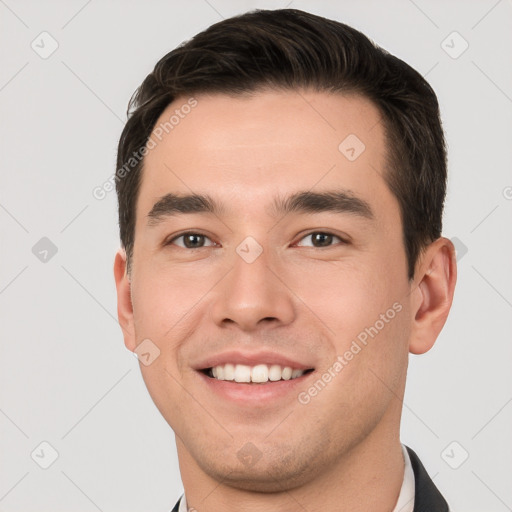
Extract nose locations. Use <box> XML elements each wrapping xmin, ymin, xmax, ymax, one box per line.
<box><xmin>209</xmin><ymin>245</ymin><xmax>296</xmax><ymax>332</ymax></box>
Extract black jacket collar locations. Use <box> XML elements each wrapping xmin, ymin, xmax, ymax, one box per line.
<box><xmin>406</xmin><ymin>445</ymin><xmax>449</xmax><ymax>511</ymax></box>
<box><xmin>171</xmin><ymin>445</ymin><xmax>449</xmax><ymax>511</ymax></box>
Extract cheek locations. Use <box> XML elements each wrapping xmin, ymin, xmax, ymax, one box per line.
<box><xmin>130</xmin><ymin>261</ymin><xmax>215</xmax><ymax>341</ymax></box>
<box><xmin>290</xmin><ymin>259</ymin><xmax>404</xmax><ymax>336</ymax></box>
<box><xmin>289</xmin><ymin>253</ymin><xmax>411</xmax><ymax>395</ymax></box>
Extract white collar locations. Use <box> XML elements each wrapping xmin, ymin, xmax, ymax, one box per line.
<box><xmin>178</xmin><ymin>443</ymin><xmax>415</xmax><ymax>512</ymax></box>
<box><xmin>392</xmin><ymin>444</ymin><xmax>415</xmax><ymax>512</ymax></box>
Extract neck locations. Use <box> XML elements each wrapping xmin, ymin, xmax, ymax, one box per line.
<box><xmin>176</xmin><ymin>412</ymin><xmax>405</xmax><ymax>512</ymax></box>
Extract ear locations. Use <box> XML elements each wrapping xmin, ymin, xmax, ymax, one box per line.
<box><xmin>408</xmin><ymin>237</ymin><xmax>457</xmax><ymax>355</ymax></box>
<box><xmin>113</xmin><ymin>247</ymin><xmax>137</xmax><ymax>352</ymax></box>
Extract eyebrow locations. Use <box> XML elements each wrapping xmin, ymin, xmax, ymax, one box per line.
<box><xmin>146</xmin><ymin>189</ymin><xmax>373</xmax><ymax>227</ymax></box>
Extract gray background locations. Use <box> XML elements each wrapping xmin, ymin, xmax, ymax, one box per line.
<box><xmin>1</xmin><ymin>0</ymin><xmax>511</xmax><ymax>510</ymax></box>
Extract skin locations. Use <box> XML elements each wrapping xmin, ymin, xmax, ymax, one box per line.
<box><xmin>114</xmin><ymin>89</ymin><xmax>457</xmax><ymax>512</ymax></box>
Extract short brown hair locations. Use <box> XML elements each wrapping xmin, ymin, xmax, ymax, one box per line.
<box><xmin>116</xmin><ymin>8</ymin><xmax>447</xmax><ymax>279</ymax></box>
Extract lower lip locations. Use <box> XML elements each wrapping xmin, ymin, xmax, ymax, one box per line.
<box><xmin>196</xmin><ymin>370</ymin><xmax>315</xmax><ymax>405</ymax></box>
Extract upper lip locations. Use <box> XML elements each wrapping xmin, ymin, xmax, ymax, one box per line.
<box><xmin>193</xmin><ymin>350</ymin><xmax>315</xmax><ymax>371</ymax></box>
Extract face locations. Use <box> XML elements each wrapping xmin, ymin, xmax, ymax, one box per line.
<box><xmin>117</xmin><ymin>89</ymin><xmax>417</xmax><ymax>491</ymax></box>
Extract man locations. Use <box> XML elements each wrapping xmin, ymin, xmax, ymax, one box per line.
<box><xmin>113</xmin><ymin>8</ymin><xmax>456</xmax><ymax>511</ymax></box>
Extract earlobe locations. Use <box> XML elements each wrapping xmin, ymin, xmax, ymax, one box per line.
<box><xmin>409</xmin><ymin>237</ymin><xmax>457</xmax><ymax>355</ymax></box>
<box><xmin>113</xmin><ymin>248</ymin><xmax>137</xmax><ymax>352</ymax></box>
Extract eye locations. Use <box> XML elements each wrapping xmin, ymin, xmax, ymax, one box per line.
<box><xmin>167</xmin><ymin>232</ymin><xmax>216</xmax><ymax>249</ymax></box>
<box><xmin>295</xmin><ymin>232</ymin><xmax>346</xmax><ymax>248</ymax></box>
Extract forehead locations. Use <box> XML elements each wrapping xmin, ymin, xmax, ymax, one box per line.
<box><xmin>136</xmin><ymin>89</ymin><xmax>392</xmax><ymax>222</ymax></box>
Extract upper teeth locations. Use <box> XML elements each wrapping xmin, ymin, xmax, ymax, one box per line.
<box><xmin>211</xmin><ymin>364</ymin><xmax>306</xmax><ymax>383</ymax></box>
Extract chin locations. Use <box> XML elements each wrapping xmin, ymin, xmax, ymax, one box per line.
<box><xmin>205</xmin><ymin>463</ymin><xmax>314</xmax><ymax>493</ymax></box>
<box><xmin>192</xmin><ymin>440</ymin><xmax>329</xmax><ymax>493</ymax></box>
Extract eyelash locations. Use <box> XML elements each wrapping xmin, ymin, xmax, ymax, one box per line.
<box><xmin>296</xmin><ymin>232</ymin><xmax>347</xmax><ymax>247</ymax></box>
<box><xmin>166</xmin><ymin>231</ymin><xmax>348</xmax><ymax>249</ymax></box>
<box><xmin>167</xmin><ymin>232</ymin><xmax>217</xmax><ymax>249</ymax></box>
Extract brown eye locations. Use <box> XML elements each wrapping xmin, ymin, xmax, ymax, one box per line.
<box><xmin>296</xmin><ymin>232</ymin><xmax>344</xmax><ymax>248</ymax></box>
<box><xmin>169</xmin><ymin>233</ymin><xmax>215</xmax><ymax>249</ymax></box>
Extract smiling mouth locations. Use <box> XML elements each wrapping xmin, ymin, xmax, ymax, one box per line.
<box><xmin>200</xmin><ymin>363</ymin><xmax>315</xmax><ymax>384</ymax></box>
